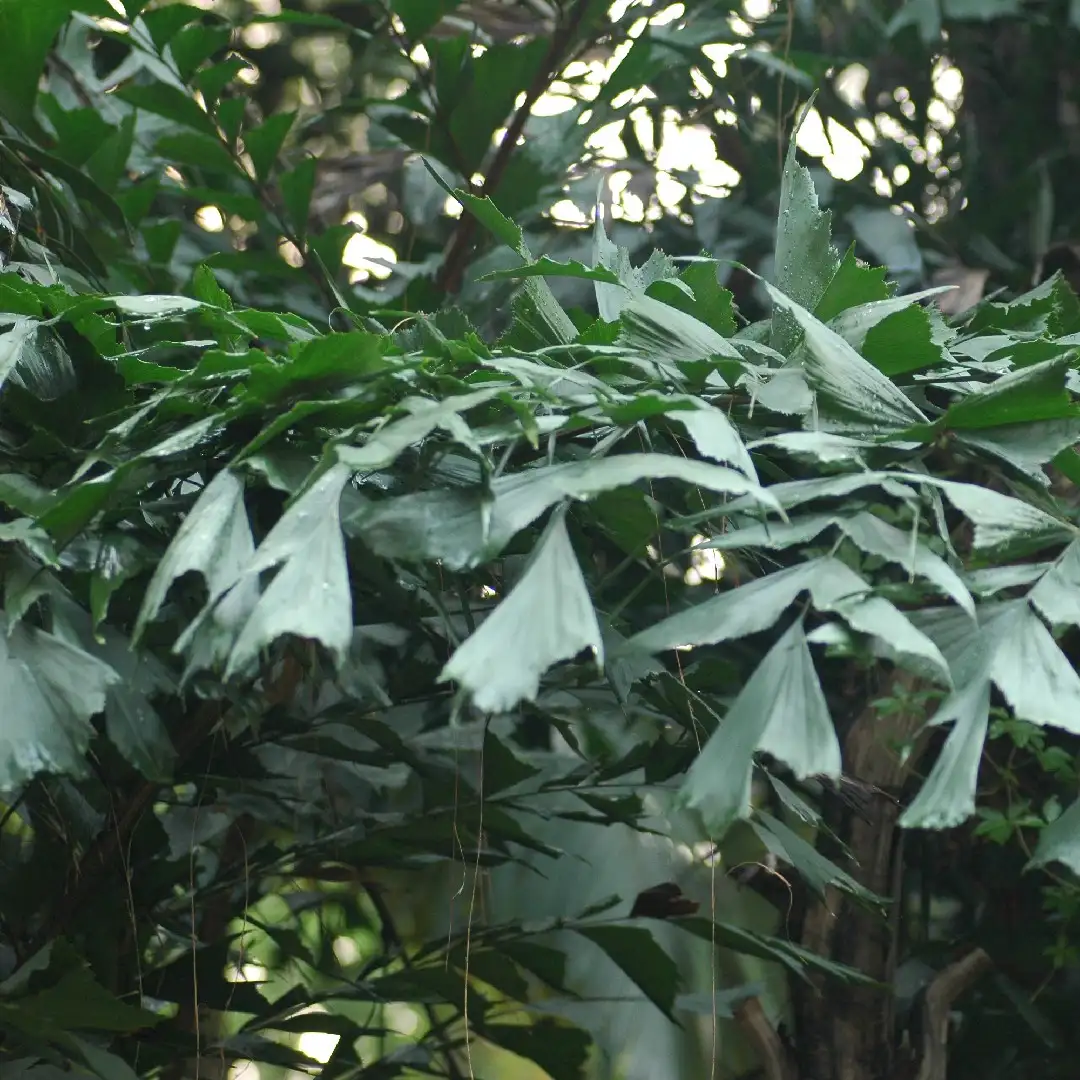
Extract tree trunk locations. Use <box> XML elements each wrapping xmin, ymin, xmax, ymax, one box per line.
<box><xmin>740</xmin><ymin>675</ymin><xmax>992</xmax><ymax>1080</ymax></box>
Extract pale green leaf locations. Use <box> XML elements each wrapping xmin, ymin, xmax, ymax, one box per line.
<box><xmin>670</xmin><ymin>400</ymin><xmax>756</xmax><ymax>478</ymax></box>
<box><xmin>488</xmin><ymin>453</ymin><xmax>782</xmax><ymax>551</ymax></box>
<box><xmin>626</xmin><ymin>560</ymin><xmax>821</xmax><ymax>654</ymax></box>
<box><xmin>905</xmin><ymin>599</ymin><xmax>1080</xmax><ymax>828</ymax></box>
<box><xmin>753</xmin><ymin>813</ymin><xmax>873</xmax><ymax>900</ymax></box>
<box><xmin>929</xmin><ymin>478</ymin><xmax>1073</xmax><ymax>552</ymax></box>
<box><xmin>747</xmin><ymin>431</ymin><xmax>870</xmax><ymax>464</ymax></box>
<box><xmin>843</xmin><ymin>593</ymin><xmax>952</xmax><ymax>684</ymax></box>
<box><xmin>336</xmin><ymin>388</ymin><xmax>500</xmax><ymax>471</ymax></box>
<box><xmin>966</xmin><ymin>563</ymin><xmax>1051</xmax><ymax>597</ymax></box>
<box><xmin>629</xmin><ymin>556</ymin><xmax>949</xmax><ymax>683</ymax></box>
<box><xmin>989</xmin><ymin>602</ymin><xmax>1080</xmax><ymax>733</ymax></box>
<box><xmin>957</xmin><ymin>419</ymin><xmax>1080</xmax><ymax>486</ymax></box>
<box><xmin>619</xmin><ymin>295</ymin><xmax>742</xmax><ymax>362</ymax></box>
<box><xmin>724</xmin><ymin>471</ymin><xmax>914</xmax><ymax>515</ymax></box>
<box><xmin>846</xmin><ymin>206</ymin><xmax>923</xmax><ymax>284</ymax></box>
<box><xmin>744</xmin><ymin>366</ymin><xmax>815</xmax><ymax>415</ymax></box>
<box><xmin>350</xmin><ymin>452</ymin><xmax>779</xmax><ymax>572</ymax></box>
<box><xmin>225</xmin><ymin>464</ymin><xmax>353</xmax><ymax>677</ymax></box>
<box><xmin>109</xmin><ymin>294</ymin><xmax>202</xmax><ymax>318</ymax></box>
<box><xmin>762</xmin><ymin>280</ymin><xmax>927</xmax><ymax>429</ymax></box>
<box><xmin>593</xmin><ymin>212</ymin><xmax>641</xmax><ymax>321</ymax></box>
<box><xmin>679</xmin><ymin>622</ymin><xmax>832</xmax><ymax>835</ymax></box>
<box><xmin>699</xmin><ymin>514</ymin><xmax>836</xmax><ymax>552</ymax></box>
<box><xmin>0</xmin><ymin>317</ymin><xmax>38</xmax><ymax>389</ymax></box>
<box><xmin>1027</xmin><ymin>796</ymin><xmax>1080</xmax><ymax>873</ymax></box>
<box><xmin>1030</xmin><ymin>540</ymin><xmax>1080</xmax><ymax>627</ymax></box>
<box><xmin>134</xmin><ymin>469</ymin><xmax>254</xmax><ymax>642</ymax></box>
<box><xmin>0</xmin><ymin>616</ymin><xmax>120</xmax><ymax>787</ymax></box>
<box><xmin>808</xmin><ymin>559</ymin><xmax>951</xmax><ymax>684</ymax></box>
<box><xmin>346</xmin><ymin>488</ymin><xmax>488</xmax><ymax>571</ymax></box>
<box><xmin>900</xmin><ymin>678</ymin><xmax>990</xmax><ymax>829</ymax></box>
<box><xmin>754</xmin><ymin>627</ymin><xmax>841</xmax><ymax>780</ymax></box>
<box><xmin>838</xmin><ymin>511</ymin><xmax>974</xmax><ymax>617</ymax></box>
<box><xmin>675</xmin><ymin>985</ymin><xmax>762</xmax><ymax>1018</ymax></box>
<box><xmin>440</xmin><ymin>513</ymin><xmax>602</xmax><ymax>713</ymax></box>
<box><xmin>771</xmin><ymin>100</ymin><xmax>840</xmax><ymax>354</ymax></box>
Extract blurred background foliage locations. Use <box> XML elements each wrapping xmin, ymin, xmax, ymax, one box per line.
<box><xmin>17</xmin><ymin>0</ymin><xmax>1080</xmax><ymax>327</ymax></box>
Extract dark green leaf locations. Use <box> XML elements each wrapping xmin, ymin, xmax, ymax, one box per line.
<box><xmin>574</xmin><ymin>925</ymin><xmax>679</xmax><ymax>1021</ymax></box>
<box><xmin>244</xmin><ymin>112</ymin><xmax>296</xmax><ymax>184</ymax></box>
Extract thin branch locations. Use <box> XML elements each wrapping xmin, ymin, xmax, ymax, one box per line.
<box><xmin>378</xmin><ymin>0</ymin><xmax>476</xmax><ymax>186</ymax></box>
<box><xmin>915</xmin><ymin>948</ymin><xmax>993</xmax><ymax>1080</ymax></box>
<box><xmin>436</xmin><ymin>0</ymin><xmax>594</xmax><ymax>294</ymax></box>
<box><xmin>41</xmin><ymin>655</ymin><xmax>305</xmax><ymax>947</ymax></box>
<box><xmin>362</xmin><ymin>881</ymin><xmax>468</xmax><ymax>1080</ymax></box>
<box><xmin>733</xmin><ymin>996</ymin><xmax>797</xmax><ymax>1080</ymax></box>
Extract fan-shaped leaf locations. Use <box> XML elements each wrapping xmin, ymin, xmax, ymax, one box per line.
<box><xmin>440</xmin><ymin>513</ymin><xmax>602</xmax><ymax>713</ymax></box>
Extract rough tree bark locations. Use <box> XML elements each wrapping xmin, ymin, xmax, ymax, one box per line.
<box><xmin>735</xmin><ymin>673</ymin><xmax>992</xmax><ymax>1080</ymax></box>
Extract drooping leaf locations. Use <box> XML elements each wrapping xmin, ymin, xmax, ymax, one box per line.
<box><xmin>928</xmin><ymin>478</ymin><xmax>1074</xmax><ymax>553</ymax></box>
<box><xmin>724</xmin><ymin>471</ymin><xmax>914</xmax><ymax>514</ymax></box>
<box><xmin>753</xmin><ymin>813</ymin><xmax>876</xmax><ymax>901</ymax></box>
<box><xmin>480</xmin><ymin>1018</ymin><xmax>591</xmax><ymax>1080</ymax></box>
<box><xmin>671</xmin><ymin>400</ymin><xmax>756</xmax><ymax>478</ymax></box>
<box><xmin>753</xmin><ymin>626</ymin><xmax>842</xmax><ymax>780</ymax></box>
<box><xmin>900</xmin><ymin>678</ymin><xmax>990</xmax><ymax>829</ymax></box>
<box><xmin>747</xmin><ymin>431</ymin><xmax>871</xmax><ymax>465</ymax></box>
<box><xmin>487</xmin><ymin>453</ymin><xmax>781</xmax><ymax>552</ymax></box>
<box><xmin>629</xmin><ymin>556</ymin><xmax>948</xmax><ymax>683</ymax></box>
<box><xmin>134</xmin><ymin>469</ymin><xmax>253</xmax><ymax>642</ymax></box>
<box><xmin>224</xmin><ymin>464</ymin><xmax>354</xmax><ymax>677</ymax></box>
<box><xmin>838</xmin><ymin>511</ymin><xmax>975</xmax><ymax>616</ymax></box>
<box><xmin>1028</xmin><ymin>796</ymin><xmax>1080</xmax><ymax>874</ymax></box>
<box><xmin>1030</xmin><ymin>540</ymin><xmax>1080</xmax><ymax>627</ymax></box>
<box><xmin>987</xmin><ymin>601</ymin><xmax>1080</xmax><ymax>732</ymax></box>
<box><xmin>0</xmin><ymin>616</ymin><xmax>120</xmax><ymax>788</ymax></box>
<box><xmin>440</xmin><ymin>512</ymin><xmax>602</xmax><ymax>713</ymax></box>
<box><xmin>679</xmin><ymin>621</ymin><xmax>838</xmax><ymax>835</ymax></box>
<box><xmin>958</xmin><ymin>419</ymin><xmax>1080</xmax><ymax>485</ymax></box>
<box><xmin>573</xmin><ymin>924</ymin><xmax>679</xmax><ymax>1021</ymax></box>
<box><xmin>701</xmin><ymin>509</ymin><xmax>973</xmax><ymax>615</ymax></box>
